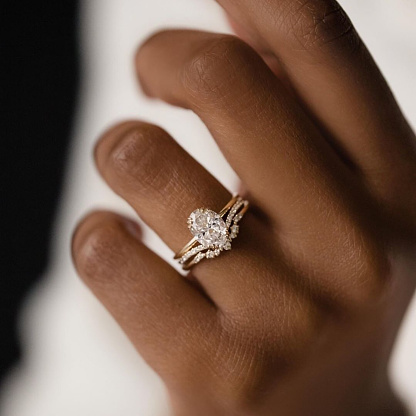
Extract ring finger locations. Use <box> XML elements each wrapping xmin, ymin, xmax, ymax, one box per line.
<box><xmin>94</xmin><ymin>120</ymin><xmax>311</xmax><ymax>326</ymax></box>
<box><xmin>136</xmin><ymin>30</ymin><xmax>355</xmax><ymax>232</ymax></box>
<box><xmin>135</xmin><ymin>30</ymin><xmax>378</xmax><ymax>304</ymax></box>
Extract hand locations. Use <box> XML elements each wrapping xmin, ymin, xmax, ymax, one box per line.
<box><xmin>72</xmin><ymin>1</ymin><xmax>416</xmax><ymax>415</ymax></box>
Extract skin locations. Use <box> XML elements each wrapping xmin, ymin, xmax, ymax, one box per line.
<box><xmin>72</xmin><ymin>1</ymin><xmax>416</xmax><ymax>415</ymax></box>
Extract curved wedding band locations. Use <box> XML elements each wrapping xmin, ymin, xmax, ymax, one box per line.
<box><xmin>174</xmin><ymin>195</ymin><xmax>249</xmax><ymax>270</ymax></box>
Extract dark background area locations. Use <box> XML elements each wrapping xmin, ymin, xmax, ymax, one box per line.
<box><xmin>1</xmin><ymin>2</ymin><xmax>79</xmax><ymax>381</ymax></box>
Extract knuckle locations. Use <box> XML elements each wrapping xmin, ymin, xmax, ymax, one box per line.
<box><xmin>210</xmin><ymin>338</ymin><xmax>269</xmax><ymax>413</ymax></box>
<box><xmin>212</xmin><ymin>344</ymin><xmax>290</xmax><ymax>415</ymax></box>
<box><xmin>356</xmin><ymin>243</ymin><xmax>391</xmax><ymax>302</ymax></box>
<box><xmin>282</xmin><ymin>0</ymin><xmax>360</xmax><ymax>53</ymax></box>
<box><xmin>210</xmin><ymin>312</ymin><xmax>318</xmax><ymax>414</ymax></box>
<box><xmin>341</xmin><ymin>226</ymin><xmax>391</xmax><ymax>306</ymax></box>
<box><xmin>109</xmin><ymin>124</ymin><xmax>172</xmax><ymax>193</ymax></box>
<box><xmin>181</xmin><ymin>35</ymin><xmax>251</xmax><ymax>102</ymax></box>
<box><xmin>219</xmin><ymin>278</ymin><xmax>320</xmax><ymax>356</ymax></box>
<box><xmin>164</xmin><ymin>321</ymin><xmax>221</xmax><ymax>391</ymax></box>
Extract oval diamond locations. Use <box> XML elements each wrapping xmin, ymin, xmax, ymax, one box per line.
<box><xmin>188</xmin><ymin>209</ymin><xmax>228</xmax><ymax>248</ymax></box>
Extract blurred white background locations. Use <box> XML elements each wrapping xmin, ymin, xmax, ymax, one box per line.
<box><xmin>1</xmin><ymin>0</ymin><xmax>416</xmax><ymax>415</ymax></box>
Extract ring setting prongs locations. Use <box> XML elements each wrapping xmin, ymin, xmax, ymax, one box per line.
<box><xmin>175</xmin><ymin>195</ymin><xmax>249</xmax><ymax>270</ymax></box>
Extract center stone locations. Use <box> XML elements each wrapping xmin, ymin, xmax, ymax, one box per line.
<box><xmin>188</xmin><ymin>209</ymin><xmax>228</xmax><ymax>248</ymax></box>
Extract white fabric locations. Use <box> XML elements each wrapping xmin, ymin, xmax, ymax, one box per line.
<box><xmin>1</xmin><ymin>1</ymin><xmax>416</xmax><ymax>415</ymax></box>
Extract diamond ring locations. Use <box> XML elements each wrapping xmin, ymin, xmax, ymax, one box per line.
<box><xmin>174</xmin><ymin>195</ymin><xmax>249</xmax><ymax>270</ymax></box>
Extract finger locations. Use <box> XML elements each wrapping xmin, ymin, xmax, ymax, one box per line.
<box><xmin>94</xmin><ymin>120</ymin><xmax>230</xmax><ymax>250</ymax></box>
<box><xmin>94</xmin><ymin>121</ymin><xmax>321</xmax><ymax>317</ymax></box>
<box><xmin>217</xmin><ymin>0</ymin><xmax>416</xmax><ymax>196</ymax></box>
<box><xmin>135</xmin><ymin>30</ymin><xmax>353</xmax><ymax>233</ymax></box>
<box><xmin>135</xmin><ymin>31</ymin><xmax>387</xmax><ymax>306</ymax></box>
<box><xmin>226</xmin><ymin>14</ymin><xmax>288</xmax><ymax>83</ymax></box>
<box><xmin>72</xmin><ymin>210</ymin><xmax>218</xmax><ymax>388</ymax></box>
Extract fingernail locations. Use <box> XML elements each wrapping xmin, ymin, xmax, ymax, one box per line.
<box><xmin>123</xmin><ymin>218</ymin><xmax>142</xmax><ymax>240</ymax></box>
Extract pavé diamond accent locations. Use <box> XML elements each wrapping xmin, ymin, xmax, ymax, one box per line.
<box><xmin>230</xmin><ymin>224</ymin><xmax>239</xmax><ymax>239</ymax></box>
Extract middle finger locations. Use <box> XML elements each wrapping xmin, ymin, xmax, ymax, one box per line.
<box><xmin>136</xmin><ymin>30</ymin><xmax>355</xmax><ymax>234</ymax></box>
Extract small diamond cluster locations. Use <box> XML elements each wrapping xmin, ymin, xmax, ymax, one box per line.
<box><xmin>179</xmin><ymin>197</ymin><xmax>248</xmax><ymax>267</ymax></box>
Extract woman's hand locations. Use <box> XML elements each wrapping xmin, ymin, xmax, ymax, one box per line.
<box><xmin>72</xmin><ymin>1</ymin><xmax>416</xmax><ymax>415</ymax></box>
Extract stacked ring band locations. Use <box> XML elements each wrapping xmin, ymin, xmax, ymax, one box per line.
<box><xmin>174</xmin><ymin>195</ymin><xmax>249</xmax><ymax>270</ymax></box>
